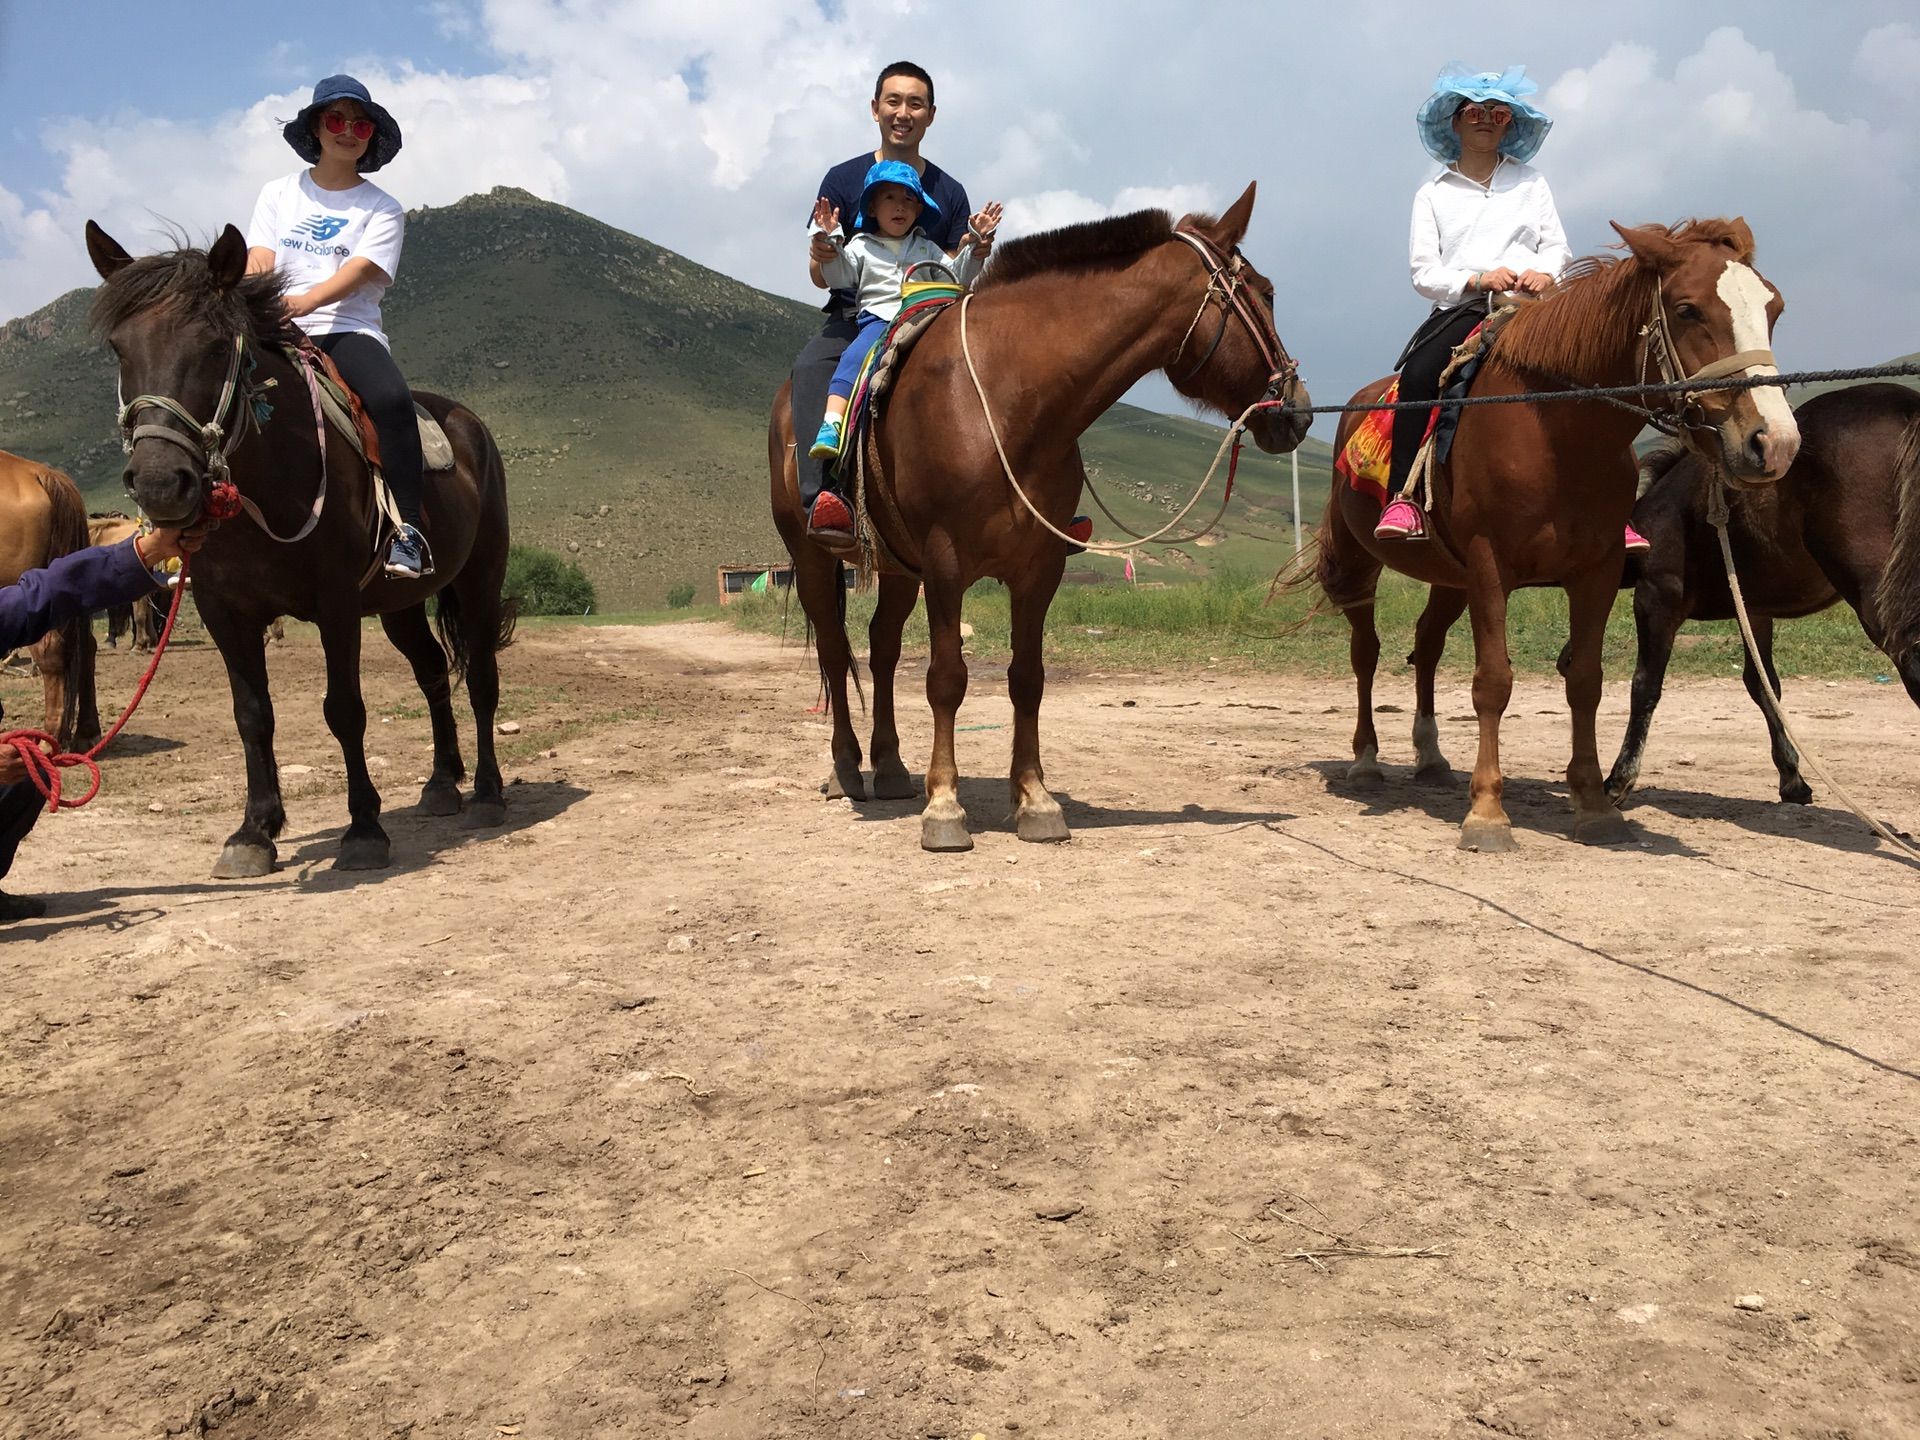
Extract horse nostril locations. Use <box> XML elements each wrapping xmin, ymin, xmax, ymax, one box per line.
<box><xmin>1746</xmin><ymin>426</ymin><xmax>1770</xmax><ymax>468</ymax></box>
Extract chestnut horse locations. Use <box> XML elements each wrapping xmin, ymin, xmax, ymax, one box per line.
<box><xmin>87</xmin><ymin>222</ymin><xmax>514</xmax><ymax>877</ymax></box>
<box><xmin>768</xmin><ymin>184</ymin><xmax>1311</xmax><ymax>850</ymax></box>
<box><xmin>1607</xmin><ymin>382</ymin><xmax>1920</xmax><ymax>803</ymax></box>
<box><xmin>1313</xmin><ymin>219</ymin><xmax>1799</xmax><ymax>850</ymax></box>
<box><xmin>0</xmin><ymin>450</ymin><xmax>99</xmax><ymax>746</ymax></box>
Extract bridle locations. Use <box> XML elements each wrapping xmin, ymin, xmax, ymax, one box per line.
<box><xmin>1638</xmin><ymin>273</ymin><xmax>1778</xmax><ymax>434</ymax></box>
<box><xmin>1168</xmin><ymin>226</ymin><xmax>1302</xmax><ymax>412</ymax></box>
<box><xmin>115</xmin><ymin>332</ymin><xmax>333</xmax><ymax>543</ymax></box>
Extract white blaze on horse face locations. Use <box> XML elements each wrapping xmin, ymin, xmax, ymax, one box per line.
<box><xmin>1715</xmin><ymin>261</ymin><xmax>1799</xmax><ymax>450</ymax></box>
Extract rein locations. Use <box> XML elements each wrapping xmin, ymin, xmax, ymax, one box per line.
<box><xmin>959</xmin><ymin>226</ymin><xmax>1300</xmax><ymax>555</ymax></box>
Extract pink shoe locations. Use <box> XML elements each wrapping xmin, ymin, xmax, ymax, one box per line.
<box><xmin>1374</xmin><ymin>499</ymin><xmax>1427</xmax><ymax>541</ymax></box>
<box><xmin>1624</xmin><ymin>522</ymin><xmax>1651</xmax><ymax>554</ymax></box>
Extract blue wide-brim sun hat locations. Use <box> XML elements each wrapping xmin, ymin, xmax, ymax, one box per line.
<box><xmin>853</xmin><ymin>159</ymin><xmax>942</xmax><ymax>234</ymax></box>
<box><xmin>1416</xmin><ymin>63</ymin><xmax>1552</xmax><ymax>165</ymax></box>
<box><xmin>283</xmin><ymin>74</ymin><xmax>403</xmax><ymax>174</ymax></box>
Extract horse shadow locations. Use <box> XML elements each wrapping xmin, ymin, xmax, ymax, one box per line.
<box><xmin>1307</xmin><ymin>757</ymin><xmax>1708</xmax><ymax>859</ymax></box>
<box><xmin>1619</xmin><ymin>782</ymin><xmax>1920</xmax><ymax>869</ymax></box>
<box><xmin>840</xmin><ymin>772</ymin><xmax>1296</xmax><ymax>837</ymax></box>
<box><xmin>89</xmin><ymin>731</ymin><xmax>186</xmax><ymax>758</ymax></box>
<box><xmin>14</xmin><ymin>780</ymin><xmax>590</xmax><ymax>936</ymax></box>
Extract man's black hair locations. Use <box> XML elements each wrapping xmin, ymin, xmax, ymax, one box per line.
<box><xmin>874</xmin><ymin>61</ymin><xmax>935</xmax><ymax>107</ymax></box>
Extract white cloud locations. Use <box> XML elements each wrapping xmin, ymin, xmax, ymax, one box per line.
<box><xmin>1854</xmin><ymin>21</ymin><xmax>1920</xmax><ymax>94</ymax></box>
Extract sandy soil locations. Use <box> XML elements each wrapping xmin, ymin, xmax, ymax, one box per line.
<box><xmin>1</xmin><ymin>618</ymin><xmax>1916</xmax><ymax>1440</ymax></box>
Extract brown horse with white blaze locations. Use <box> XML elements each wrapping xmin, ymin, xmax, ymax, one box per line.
<box><xmin>769</xmin><ymin>184</ymin><xmax>1311</xmax><ymax>850</ymax></box>
<box><xmin>1313</xmin><ymin>219</ymin><xmax>1799</xmax><ymax>850</ymax></box>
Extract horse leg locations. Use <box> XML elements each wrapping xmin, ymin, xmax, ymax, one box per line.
<box><xmin>28</xmin><ymin>630</ymin><xmax>64</xmax><ymax>740</ymax></box>
<box><xmin>1460</xmin><ymin>560</ymin><xmax>1518</xmax><ymax>851</ymax></box>
<box><xmin>1008</xmin><ymin>559</ymin><xmax>1070</xmax><ymax>843</ymax></box>
<box><xmin>1606</xmin><ymin>571</ymin><xmax>1686</xmax><ymax>802</ymax></box>
<box><xmin>317</xmin><ymin>609</ymin><xmax>390</xmax><ymax>870</ymax></box>
<box><xmin>1736</xmin><ymin>616</ymin><xmax>1811</xmax><ymax>804</ymax></box>
<box><xmin>794</xmin><ymin>551</ymin><xmax>864</xmax><ymax>800</ymax></box>
<box><xmin>456</xmin><ymin>581</ymin><xmax>509</xmax><ymax>829</ymax></box>
<box><xmin>380</xmin><ymin>604</ymin><xmax>466</xmax><ymax>815</ymax></box>
<box><xmin>1410</xmin><ymin>587</ymin><xmax>1467</xmax><ymax>783</ymax></box>
<box><xmin>1563</xmin><ymin>567</ymin><xmax>1633</xmax><ymax>845</ymax></box>
<box><xmin>866</xmin><ymin>574</ymin><xmax>921</xmax><ymax>800</ymax></box>
<box><xmin>197</xmin><ymin>599</ymin><xmax>286</xmax><ymax>878</ymax></box>
<box><xmin>919</xmin><ymin>539</ymin><xmax>972</xmax><ymax>852</ymax></box>
<box><xmin>1344</xmin><ymin>599</ymin><xmax>1384</xmax><ymax>783</ymax></box>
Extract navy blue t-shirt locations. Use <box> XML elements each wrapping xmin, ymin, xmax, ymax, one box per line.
<box><xmin>811</xmin><ymin>153</ymin><xmax>971</xmax><ymax>315</ymax></box>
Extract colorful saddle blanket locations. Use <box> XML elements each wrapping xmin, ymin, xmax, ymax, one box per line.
<box><xmin>830</xmin><ymin>265</ymin><xmax>966</xmax><ymax>480</ymax></box>
<box><xmin>1334</xmin><ymin>318</ymin><xmax>1497</xmax><ymax>503</ymax></box>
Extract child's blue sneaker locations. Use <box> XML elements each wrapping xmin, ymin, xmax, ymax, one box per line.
<box><xmin>808</xmin><ymin>417</ymin><xmax>844</xmax><ymax>461</ymax></box>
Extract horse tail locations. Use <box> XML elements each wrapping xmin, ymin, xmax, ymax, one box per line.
<box><xmin>1874</xmin><ymin>416</ymin><xmax>1920</xmax><ymax>666</ymax></box>
<box><xmin>37</xmin><ymin>465</ymin><xmax>93</xmax><ymax>745</ymax></box>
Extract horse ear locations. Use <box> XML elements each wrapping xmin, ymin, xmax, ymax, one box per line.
<box><xmin>86</xmin><ymin>220</ymin><xmax>133</xmax><ymax>280</ymax></box>
<box><xmin>1212</xmin><ymin>182</ymin><xmax>1258</xmax><ymax>247</ymax></box>
<box><xmin>1610</xmin><ymin>220</ymin><xmax>1680</xmax><ymax>270</ymax></box>
<box><xmin>1723</xmin><ymin>216</ymin><xmax>1756</xmax><ymax>262</ymax></box>
<box><xmin>208</xmin><ymin>224</ymin><xmax>248</xmax><ymax>290</ymax></box>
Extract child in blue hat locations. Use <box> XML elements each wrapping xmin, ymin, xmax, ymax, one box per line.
<box><xmin>803</xmin><ymin>163</ymin><xmax>1001</xmax><ymax>503</ymax></box>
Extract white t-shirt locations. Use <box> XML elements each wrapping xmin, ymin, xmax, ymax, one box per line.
<box><xmin>246</xmin><ymin>170</ymin><xmax>405</xmax><ymax>346</ymax></box>
<box><xmin>1409</xmin><ymin>158</ymin><xmax>1571</xmax><ymax>308</ymax></box>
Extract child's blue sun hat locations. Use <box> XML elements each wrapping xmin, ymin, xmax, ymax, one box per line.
<box><xmin>853</xmin><ymin>159</ymin><xmax>942</xmax><ymax>234</ymax></box>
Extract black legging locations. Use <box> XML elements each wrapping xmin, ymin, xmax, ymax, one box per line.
<box><xmin>315</xmin><ymin>331</ymin><xmax>424</xmax><ymax>530</ymax></box>
<box><xmin>1388</xmin><ymin>299</ymin><xmax>1488</xmax><ymax>499</ymax></box>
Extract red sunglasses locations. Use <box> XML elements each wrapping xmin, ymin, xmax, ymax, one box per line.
<box><xmin>1457</xmin><ymin>103</ymin><xmax>1513</xmax><ymax>126</ymax></box>
<box><xmin>321</xmin><ymin>110</ymin><xmax>376</xmax><ymax>141</ymax></box>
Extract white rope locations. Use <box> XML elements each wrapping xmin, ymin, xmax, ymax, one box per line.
<box><xmin>1709</xmin><ymin>480</ymin><xmax>1920</xmax><ymax>862</ymax></box>
<box><xmin>957</xmin><ymin>293</ymin><xmax>1259</xmax><ymax>554</ymax></box>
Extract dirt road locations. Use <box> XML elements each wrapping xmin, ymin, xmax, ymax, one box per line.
<box><xmin>2</xmin><ymin>620</ymin><xmax>1916</xmax><ymax>1439</ymax></box>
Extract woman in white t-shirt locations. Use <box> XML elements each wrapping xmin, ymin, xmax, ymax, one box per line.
<box><xmin>1378</xmin><ymin>64</ymin><xmax>1647</xmax><ymax>554</ymax></box>
<box><xmin>245</xmin><ymin>75</ymin><xmax>429</xmax><ymax>578</ymax></box>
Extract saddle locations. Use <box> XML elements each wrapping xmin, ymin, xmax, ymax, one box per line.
<box><xmin>830</xmin><ymin>265</ymin><xmax>967</xmax><ymax>580</ymax></box>
<box><xmin>1334</xmin><ymin>302</ymin><xmax>1524</xmax><ymax>509</ymax></box>
<box><xmin>286</xmin><ymin>342</ymin><xmax>455</xmax><ymax>585</ymax></box>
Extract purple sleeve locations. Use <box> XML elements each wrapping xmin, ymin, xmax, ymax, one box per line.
<box><xmin>0</xmin><ymin>538</ymin><xmax>158</xmax><ymax>654</ymax></box>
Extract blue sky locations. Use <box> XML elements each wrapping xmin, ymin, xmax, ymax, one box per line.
<box><xmin>4</xmin><ymin>1</ymin><xmax>1918</xmax><ymax>413</ymax></box>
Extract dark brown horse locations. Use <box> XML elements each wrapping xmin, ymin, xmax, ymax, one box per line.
<box><xmin>1313</xmin><ymin>219</ymin><xmax>1798</xmax><ymax>850</ymax></box>
<box><xmin>87</xmin><ymin>222</ymin><xmax>514</xmax><ymax>877</ymax></box>
<box><xmin>768</xmin><ymin>185</ymin><xmax>1311</xmax><ymax>850</ymax></box>
<box><xmin>1606</xmin><ymin>382</ymin><xmax>1920</xmax><ymax>803</ymax></box>
<box><xmin>0</xmin><ymin>450</ymin><xmax>99</xmax><ymax>747</ymax></box>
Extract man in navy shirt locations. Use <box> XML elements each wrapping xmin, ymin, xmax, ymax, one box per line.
<box><xmin>792</xmin><ymin>61</ymin><xmax>977</xmax><ymax>540</ymax></box>
<box><xmin>0</xmin><ymin>525</ymin><xmax>201</xmax><ymax>921</ymax></box>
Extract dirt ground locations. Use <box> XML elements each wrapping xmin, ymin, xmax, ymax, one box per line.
<box><xmin>1</xmin><ymin>617</ymin><xmax>1916</xmax><ymax>1440</ymax></box>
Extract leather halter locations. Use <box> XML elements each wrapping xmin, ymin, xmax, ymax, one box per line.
<box><xmin>1168</xmin><ymin>226</ymin><xmax>1301</xmax><ymax>410</ymax></box>
<box><xmin>1639</xmin><ymin>274</ymin><xmax>1778</xmax><ymax>428</ymax></box>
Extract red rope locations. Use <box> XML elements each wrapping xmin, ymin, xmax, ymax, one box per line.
<box><xmin>2</xmin><ymin>549</ymin><xmax>194</xmax><ymax>813</ymax></box>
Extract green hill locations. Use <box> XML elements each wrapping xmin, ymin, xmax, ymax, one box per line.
<box><xmin>0</xmin><ymin>187</ymin><xmax>1335</xmax><ymax>607</ymax></box>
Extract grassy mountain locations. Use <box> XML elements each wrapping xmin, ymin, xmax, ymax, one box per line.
<box><xmin>0</xmin><ymin>187</ymin><xmax>1337</xmax><ymax>606</ymax></box>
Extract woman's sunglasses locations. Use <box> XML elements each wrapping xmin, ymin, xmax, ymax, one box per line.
<box><xmin>322</xmin><ymin>111</ymin><xmax>376</xmax><ymax>141</ymax></box>
<box><xmin>1457</xmin><ymin>103</ymin><xmax>1513</xmax><ymax>126</ymax></box>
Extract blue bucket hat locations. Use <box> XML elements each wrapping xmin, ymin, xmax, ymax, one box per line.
<box><xmin>1416</xmin><ymin>63</ymin><xmax>1552</xmax><ymax>166</ymax></box>
<box><xmin>852</xmin><ymin>160</ymin><xmax>942</xmax><ymax>234</ymax></box>
<box><xmin>283</xmin><ymin>74</ymin><xmax>403</xmax><ymax>174</ymax></box>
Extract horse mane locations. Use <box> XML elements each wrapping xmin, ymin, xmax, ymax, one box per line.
<box><xmin>976</xmin><ymin>208</ymin><xmax>1186</xmax><ymax>290</ymax></box>
<box><xmin>1494</xmin><ymin>218</ymin><xmax>1752</xmax><ymax>378</ymax></box>
<box><xmin>89</xmin><ymin>244</ymin><xmax>299</xmax><ymax>348</ymax></box>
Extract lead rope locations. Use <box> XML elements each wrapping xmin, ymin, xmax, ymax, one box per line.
<box><xmin>1706</xmin><ymin>475</ymin><xmax>1920</xmax><ymax>862</ymax></box>
<box><xmin>957</xmin><ymin>293</ymin><xmax>1258</xmax><ymax>553</ymax></box>
<box><xmin>0</xmin><ymin>557</ymin><xmax>193</xmax><ymax>812</ymax></box>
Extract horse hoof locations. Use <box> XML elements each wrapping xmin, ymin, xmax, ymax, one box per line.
<box><xmin>213</xmin><ymin>843</ymin><xmax>276</xmax><ymax>879</ymax></box>
<box><xmin>418</xmin><ymin>781</ymin><xmax>463</xmax><ymax>816</ymax></box>
<box><xmin>463</xmin><ymin>800</ymin><xmax>507</xmax><ymax>829</ymax></box>
<box><xmin>1573</xmin><ymin>811</ymin><xmax>1635</xmax><ymax>846</ymax></box>
<box><xmin>1413</xmin><ymin>762</ymin><xmax>1455</xmax><ymax>786</ymax></box>
<box><xmin>868</xmin><ymin>762</ymin><xmax>918</xmax><ymax>801</ymax></box>
<box><xmin>824</xmin><ymin>764</ymin><xmax>865</xmax><ymax>801</ymax></box>
<box><xmin>1458</xmin><ymin>818</ymin><xmax>1517</xmax><ymax>853</ymax></box>
<box><xmin>1346</xmin><ymin>760</ymin><xmax>1384</xmax><ymax>784</ymax></box>
<box><xmin>335</xmin><ymin>836</ymin><xmax>392</xmax><ymax>871</ymax></box>
<box><xmin>1016</xmin><ymin>804</ymin><xmax>1071</xmax><ymax>844</ymax></box>
<box><xmin>1779</xmin><ymin>780</ymin><xmax>1814</xmax><ymax>806</ymax></box>
<box><xmin>921</xmin><ymin>810</ymin><xmax>974</xmax><ymax>853</ymax></box>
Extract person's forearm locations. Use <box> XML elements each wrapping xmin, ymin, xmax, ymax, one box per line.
<box><xmin>0</xmin><ymin>540</ymin><xmax>157</xmax><ymax>654</ymax></box>
<box><xmin>293</xmin><ymin>258</ymin><xmax>385</xmax><ymax>309</ymax></box>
